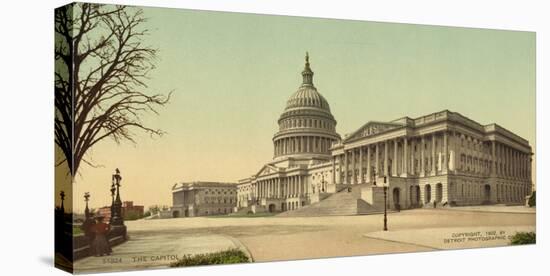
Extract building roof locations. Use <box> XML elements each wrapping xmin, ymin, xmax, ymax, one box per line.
<box><xmin>172</xmin><ymin>181</ymin><xmax>238</xmax><ymax>191</ymax></box>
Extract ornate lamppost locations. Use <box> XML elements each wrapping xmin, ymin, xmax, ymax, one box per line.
<box><xmin>373</xmin><ymin>171</ymin><xmax>388</xmax><ymax>231</ymax></box>
<box><xmin>84</xmin><ymin>192</ymin><xmax>91</xmax><ymax>219</ymax></box>
<box><xmin>110</xmin><ymin>168</ymin><xmax>124</xmax><ymax>226</ymax></box>
<box><xmin>59</xmin><ymin>190</ymin><xmax>65</xmax><ymax>213</ymax></box>
<box><xmin>109</xmin><ymin>182</ymin><xmax>116</xmax><ymax>224</ymax></box>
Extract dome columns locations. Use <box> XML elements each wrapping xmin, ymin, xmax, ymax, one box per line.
<box><xmin>273</xmin><ymin>135</ymin><xmax>338</xmax><ymax>158</ymax></box>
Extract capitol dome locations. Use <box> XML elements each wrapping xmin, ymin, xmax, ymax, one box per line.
<box><xmin>285</xmin><ymin>83</ymin><xmax>331</xmax><ymax>112</ymax></box>
<box><xmin>272</xmin><ymin>53</ymin><xmax>341</xmax><ymax>160</ymax></box>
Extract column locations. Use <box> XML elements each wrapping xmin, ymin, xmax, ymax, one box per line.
<box><xmin>351</xmin><ymin>149</ymin><xmax>356</xmax><ymax>184</ymax></box>
<box><xmin>507</xmin><ymin>147</ymin><xmax>511</xmax><ymax>177</ymax></box>
<box><xmin>515</xmin><ymin>151</ymin><xmax>519</xmax><ymax>178</ymax></box>
<box><xmin>366</xmin><ymin>146</ymin><xmax>371</xmax><ymax>183</ymax></box>
<box><xmin>286</xmin><ymin>178</ymin><xmax>290</xmax><ymax>197</ymax></box>
<box><xmin>514</xmin><ymin>149</ymin><xmax>518</xmax><ymax>178</ymax></box>
<box><xmin>384</xmin><ymin>141</ymin><xmax>389</xmax><ymax>177</ymax></box>
<box><xmin>512</xmin><ymin>150</ymin><xmax>515</xmax><ymax>178</ymax></box>
<box><xmin>441</xmin><ymin>131</ymin><xmax>447</xmax><ymax>174</ymax></box>
<box><xmin>393</xmin><ymin>140</ymin><xmax>398</xmax><ymax>176</ymax></box>
<box><xmin>339</xmin><ymin>154</ymin><xmax>343</xmax><ymax>184</ymax></box>
<box><xmin>292</xmin><ymin>176</ymin><xmax>296</xmax><ymax>196</ymax></box>
<box><xmin>431</xmin><ymin>134</ymin><xmax>436</xmax><ymax>175</ymax></box>
<box><xmin>332</xmin><ymin>156</ymin><xmax>336</xmax><ymax>184</ymax></box>
<box><xmin>522</xmin><ymin>153</ymin><xmax>528</xmax><ymax>179</ymax></box>
<box><xmin>491</xmin><ymin>141</ymin><xmax>497</xmax><ymax>175</ymax></box>
<box><xmin>410</xmin><ymin>138</ymin><xmax>415</xmax><ymax>175</ymax></box>
<box><xmin>403</xmin><ymin>137</ymin><xmax>408</xmax><ymax>176</ymax></box>
<box><xmin>375</xmin><ymin>143</ymin><xmax>380</xmax><ymax>178</ymax></box>
<box><xmin>453</xmin><ymin>132</ymin><xmax>459</xmax><ymax>173</ymax></box>
<box><xmin>343</xmin><ymin>150</ymin><xmax>348</xmax><ymax>184</ymax></box>
<box><xmin>278</xmin><ymin>179</ymin><xmax>281</xmax><ymax>197</ymax></box>
<box><xmin>420</xmin><ymin>136</ymin><xmax>425</xmax><ymax>177</ymax></box>
<box><xmin>497</xmin><ymin>143</ymin><xmax>501</xmax><ymax>175</ymax></box>
<box><xmin>292</xmin><ymin>175</ymin><xmax>298</xmax><ymax>197</ymax></box>
<box><xmin>359</xmin><ymin>147</ymin><xmax>364</xmax><ymax>183</ymax></box>
<box><xmin>519</xmin><ymin>153</ymin><xmax>523</xmax><ymax>179</ymax></box>
<box><xmin>298</xmin><ymin>176</ymin><xmax>302</xmax><ymax>196</ymax></box>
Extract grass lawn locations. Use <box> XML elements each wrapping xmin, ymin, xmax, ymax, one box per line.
<box><xmin>73</xmin><ymin>225</ymin><xmax>83</xmax><ymax>236</ymax></box>
<box><xmin>170</xmin><ymin>249</ymin><xmax>250</xmax><ymax>267</ymax></box>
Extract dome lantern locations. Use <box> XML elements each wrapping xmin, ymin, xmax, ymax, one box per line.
<box><xmin>301</xmin><ymin>52</ymin><xmax>314</xmax><ymax>87</ymax></box>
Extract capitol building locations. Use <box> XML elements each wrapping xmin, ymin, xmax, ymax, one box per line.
<box><xmin>172</xmin><ymin>53</ymin><xmax>533</xmax><ymax>217</ymax></box>
<box><xmin>234</xmin><ymin>53</ymin><xmax>533</xmax><ymax>216</ymax></box>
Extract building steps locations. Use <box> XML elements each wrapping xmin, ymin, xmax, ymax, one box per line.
<box><xmin>277</xmin><ymin>187</ymin><xmax>381</xmax><ymax>217</ymax></box>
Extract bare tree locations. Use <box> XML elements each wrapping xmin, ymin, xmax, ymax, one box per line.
<box><xmin>55</xmin><ymin>3</ymin><xmax>170</xmax><ymax>175</ymax></box>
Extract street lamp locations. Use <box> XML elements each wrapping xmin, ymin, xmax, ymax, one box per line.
<box><xmin>59</xmin><ymin>190</ymin><xmax>65</xmax><ymax>213</ymax></box>
<box><xmin>110</xmin><ymin>168</ymin><xmax>124</xmax><ymax>226</ymax></box>
<box><xmin>84</xmin><ymin>192</ymin><xmax>91</xmax><ymax>219</ymax></box>
<box><xmin>373</xmin><ymin>171</ymin><xmax>388</xmax><ymax>231</ymax></box>
<box><xmin>383</xmin><ymin>176</ymin><xmax>388</xmax><ymax>231</ymax></box>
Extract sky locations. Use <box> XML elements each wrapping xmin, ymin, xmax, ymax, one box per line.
<box><xmin>62</xmin><ymin>6</ymin><xmax>535</xmax><ymax>213</ymax></box>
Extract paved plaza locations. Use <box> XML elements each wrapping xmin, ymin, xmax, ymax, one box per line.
<box><xmin>74</xmin><ymin>207</ymin><xmax>535</xmax><ymax>273</ymax></box>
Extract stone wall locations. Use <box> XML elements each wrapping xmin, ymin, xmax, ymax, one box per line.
<box><xmin>73</xmin><ymin>226</ymin><xmax>127</xmax><ymax>260</ymax></box>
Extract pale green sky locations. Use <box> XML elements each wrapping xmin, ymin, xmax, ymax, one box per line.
<box><xmin>72</xmin><ymin>7</ymin><xmax>535</xmax><ymax>212</ymax></box>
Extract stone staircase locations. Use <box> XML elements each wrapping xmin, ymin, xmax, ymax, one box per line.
<box><xmin>277</xmin><ymin>186</ymin><xmax>381</xmax><ymax>217</ymax></box>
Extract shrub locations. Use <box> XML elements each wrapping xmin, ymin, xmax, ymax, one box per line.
<box><xmin>510</xmin><ymin>232</ymin><xmax>536</xmax><ymax>245</ymax></box>
<box><xmin>123</xmin><ymin>210</ymin><xmax>143</xmax><ymax>221</ymax></box>
<box><xmin>528</xmin><ymin>191</ymin><xmax>536</xmax><ymax>207</ymax></box>
<box><xmin>170</xmin><ymin>249</ymin><xmax>250</xmax><ymax>267</ymax></box>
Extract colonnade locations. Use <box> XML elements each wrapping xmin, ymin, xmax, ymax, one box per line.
<box><xmin>491</xmin><ymin>141</ymin><xmax>532</xmax><ymax>179</ymax></box>
<box><xmin>334</xmin><ymin>130</ymin><xmax>532</xmax><ymax>185</ymax></box>
<box><xmin>274</xmin><ymin>136</ymin><xmax>334</xmax><ymax>157</ymax></box>
<box><xmin>254</xmin><ymin>175</ymin><xmax>308</xmax><ymax>199</ymax></box>
<box><xmin>335</xmin><ymin>132</ymin><xmax>450</xmax><ymax>184</ymax></box>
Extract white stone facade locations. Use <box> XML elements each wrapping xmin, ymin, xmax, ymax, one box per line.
<box><xmin>236</xmin><ymin>54</ymin><xmax>534</xmax><ymax>213</ymax></box>
<box><xmin>171</xmin><ymin>182</ymin><xmax>238</xmax><ymax>217</ymax></box>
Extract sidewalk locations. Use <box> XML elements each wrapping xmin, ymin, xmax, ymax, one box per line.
<box><xmin>443</xmin><ymin>205</ymin><xmax>535</xmax><ymax>214</ymax></box>
<box><xmin>74</xmin><ymin>232</ymin><xmax>251</xmax><ymax>273</ymax></box>
<box><xmin>364</xmin><ymin>225</ymin><xmax>535</xmax><ymax>250</ymax></box>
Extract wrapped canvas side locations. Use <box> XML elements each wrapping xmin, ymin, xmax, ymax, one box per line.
<box><xmin>54</xmin><ymin>3</ymin><xmax>75</xmax><ymax>273</ymax></box>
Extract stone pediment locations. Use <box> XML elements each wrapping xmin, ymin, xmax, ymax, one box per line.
<box><xmin>255</xmin><ymin>164</ymin><xmax>279</xmax><ymax>177</ymax></box>
<box><xmin>344</xmin><ymin>121</ymin><xmax>402</xmax><ymax>141</ymax></box>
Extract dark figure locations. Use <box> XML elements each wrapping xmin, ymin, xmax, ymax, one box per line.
<box><xmin>80</xmin><ymin>217</ymin><xmax>96</xmax><ymax>241</ymax></box>
<box><xmin>396</xmin><ymin>203</ymin><xmax>401</xmax><ymax>212</ymax></box>
<box><xmin>91</xmin><ymin>216</ymin><xmax>112</xmax><ymax>256</ymax></box>
<box><xmin>433</xmin><ymin>201</ymin><xmax>437</xmax><ymax>208</ymax></box>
